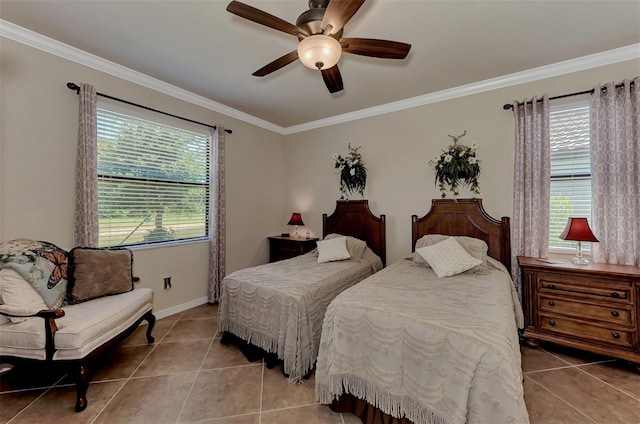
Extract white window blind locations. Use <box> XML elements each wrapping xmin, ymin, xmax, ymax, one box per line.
<box><xmin>97</xmin><ymin>107</ymin><xmax>210</xmax><ymax>247</ymax></box>
<box><xmin>549</xmin><ymin>103</ymin><xmax>591</xmax><ymax>250</ymax></box>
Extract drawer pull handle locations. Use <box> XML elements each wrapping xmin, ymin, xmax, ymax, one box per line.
<box><xmin>549</xmin><ymin>320</ymin><xmax>556</xmax><ymax>326</ymax></box>
<box><xmin>611</xmin><ymin>310</ymin><xmax>619</xmax><ymax>317</ymax></box>
<box><xmin>547</xmin><ymin>284</ymin><xmax>556</xmax><ymax>289</ymax></box>
<box><xmin>612</xmin><ymin>332</ymin><xmax>620</xmax><ymax>339</ymax></box>
<box><xmin>548</xmin><ymin>300</ymin><xmax>555</xmax><ymax>306</ymax></box>
<box><xmin>610</xmin><ymin>292</ymin><xmax>620</xmax><ymax>298</ymax></box>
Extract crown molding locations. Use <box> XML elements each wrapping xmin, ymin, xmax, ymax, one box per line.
<box><xmin>283</xmin><ymin>43</ymin><xmax>640</xmax><ymax>134</ymax></box>
<box><xmin>0</xmin><ymin>19</ymin><xmax>285</xmax><ymax>134</ymax></box>
<box><xmin>2</xmin><ymin>19</ymin><xmax>638</xmax><ymax>136</ymax></box>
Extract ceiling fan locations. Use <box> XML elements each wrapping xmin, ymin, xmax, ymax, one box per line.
<box><xmin>226</xmin><ymin>0</ymin><xmax>411</xmax><ymax>93</ymax></box>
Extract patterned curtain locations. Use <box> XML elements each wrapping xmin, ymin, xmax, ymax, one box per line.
<box><xmin>590</xmin><ymin>78</ymin><xmax>640</xmax><ymax>266</ymax></box>
<box><xmin>208</xmin><ymin>126</ymin><xmax>226</xmax><ymax>303</ymax></box>
<box><xmin>511</xmin><ymin>95</ymin><xmax>550</xmax><ymax>298</ymax></box>
<box><xmin>74</xmin><ymin>83</ymin><xmax>99</xmax><ymax>247</ymax></box>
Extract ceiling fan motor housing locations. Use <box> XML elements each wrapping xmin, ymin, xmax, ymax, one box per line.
<box><xmin>296</xmin><ymin>0</ymin><xmax>342</xmax><ymax>39</ymax></box>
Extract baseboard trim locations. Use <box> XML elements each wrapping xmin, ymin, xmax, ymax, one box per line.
<box><xmin>154</xmin><ymin>296</ymin><xmax>210</xmax><ymax>320</ymax></box>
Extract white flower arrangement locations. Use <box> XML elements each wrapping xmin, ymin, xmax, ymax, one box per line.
<box><xmin>429</xmin><ymin>130</ymin><xmax>481</xmax><ymax>200</ymax></box>
<box><xmin>333</xmin><ymin>144</ymin><xmax>367</xmax><ymax>199</ymax></box>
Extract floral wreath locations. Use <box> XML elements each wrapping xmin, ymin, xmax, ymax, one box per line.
<box><xmin>332</xmin><ymin>143</ymin><xmax>367</xmax><ymax>199</ymax></box>
<box><xmin>429</xmin><ymin>130</ymin><xmax>480</xmax><ymax>199</ymax></box>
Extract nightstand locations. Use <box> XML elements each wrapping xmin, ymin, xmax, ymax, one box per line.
<box><xmin>268</xmin><ymin>236</ymin><xmax>319</xmax><ymax>263</ymax></box>
<box><xmin>518</xmin><ymin>256</ymin><xmax>640</xmax><ymax>371</ymax></box>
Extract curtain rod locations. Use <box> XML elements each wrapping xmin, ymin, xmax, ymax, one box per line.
<box><xmin>66</xmin><ymin>82</ymin><xmax>232</xmax><ymax>134</ymax></box>
<box><xmin>502</xmin><ymin>81</ymin><xmax>633</xmax><ymax>110</ymax></box>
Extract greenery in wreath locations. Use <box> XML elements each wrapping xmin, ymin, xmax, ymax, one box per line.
<box><xmin>333</xmin><ymin>143</ymin><xmax>367</xmax><ymax>199</ymax></box>
<box><xmin>429</xmin><ymin>131</ymin><xmax>481</xmax><ymax>199</ymax></box>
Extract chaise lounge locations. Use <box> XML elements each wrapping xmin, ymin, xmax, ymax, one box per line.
<box><xmin>0</xmin><ymin>239</ymin><xmax>156</xmax><ymax>411</ymax></box>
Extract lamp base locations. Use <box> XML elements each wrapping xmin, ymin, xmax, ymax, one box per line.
<box><xmin>571</xmin><ymin>256</ymin><xmax>589</xmax><ymax>265</ymax></box>
<box><xmin>571</xmin><ymin>241</ymin><xmax>589</xmax><ymax>265</ymax></box>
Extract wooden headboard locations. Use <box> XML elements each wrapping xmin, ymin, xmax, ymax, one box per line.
<box><xmin>323</xmin><ymin>200</ymin><xmax>386</xmax><ymax>266</ymax></box>
<box><xmin>411</xmin><ymin>199</ymin><xmax>511</xmax><ymax>270</ymax></box>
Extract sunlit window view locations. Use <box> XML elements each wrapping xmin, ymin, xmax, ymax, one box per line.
<box><xmin>97</xmin><ymin>108</ymin><xmax>210</xmax><ymax>247</ymax></box>
<box><xmin>549</xmin><ymin>103</ymin><xmax>591</xmax><ymax>250</ymax></box>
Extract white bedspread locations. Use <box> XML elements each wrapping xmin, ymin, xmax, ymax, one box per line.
<box><xmin>316</xmin><ymin>257</ymin><xmax>529</xmax><ymax>424</ymax></box>
<box><xmin>218</xmin><ymin>248</ymin><xmax>382</xmax><ymax>382</ymax></box>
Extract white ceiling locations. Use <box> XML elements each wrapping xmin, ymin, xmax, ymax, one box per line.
<box><xmin>1</xmin><ymin>0</ymin><xmax>639</xmax><ymax>130</ymax></box>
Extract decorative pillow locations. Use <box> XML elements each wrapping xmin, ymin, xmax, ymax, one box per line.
<box><xmin>0</xmin><ymin>239</ymin><xmax>68</xmax><ymax>309</ymax></box>
<box><xmin>413</xmin><ymin>234</ymin><xmax>488</xmax><ymax>266</ymax></box>
<box><xmin>324</xmin><ymin>233</ymin><xmax>367</xmax><ymax>259</ymax></box>
<box><xmin>415</xmin><ymin>237</ymin><xmax>483</xmax><ymax>278</ymax></box>
<box><xmin>0</xmin><ymin>268</ymin><xmax>49</xmax><ymax>323</ymax></box>
<box><xmin>316</xmin><ymin>236</ymin><xmax>351</xmax><ymax>263</ymax></box>
<box><xmin>67</xmin><ymin>247</ymin><xmax>134</xmax><ymax>304</ymax></box>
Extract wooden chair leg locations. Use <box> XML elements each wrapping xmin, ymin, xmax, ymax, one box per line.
<box><xmin>143</xmin><ymin>311</ymin><xmax>156</xmax><ymax>343</ymax></box>
<box><xmin>75</xmin><ymin>362</ymin><xmax>89</xmax><ymax>412</ymax></box>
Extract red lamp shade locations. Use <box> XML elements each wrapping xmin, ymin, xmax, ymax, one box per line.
<box><xmin>287</xmin><ymin>213</ymin><xmax>304</xmax><ymax>226</ymax></box>
<box><xmin>559</xmin><ymin>217</ymin><xmax>599</xmax><ymax>242</ymax></box>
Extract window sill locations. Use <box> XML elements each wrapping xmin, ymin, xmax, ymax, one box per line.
<box><xmin>127</xmin><ymin>237</ymin><xmax>210</xmax><ymax>251</ymax></box>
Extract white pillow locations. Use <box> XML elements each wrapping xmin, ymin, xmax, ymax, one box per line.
<box><xmin>0</xmin><ymin>268</ymin><xmax>49</xmax><ymax>323</ymax></box>
<box><xmin>415</xmin><ymin>237</ymin><xmax>483</xmax><ymax>278</ymax></box>
<box><xmin>324</xmin><ymin>233</ymin><xmax>367</xmax><ymax>259</ymax></box>
<box><xmin>413</xmin><ymin>234</ymin><xmax>488</xmax><ymax>266</ymax></box>
<box><xmin>316</xmin><ymin>236</ymin><xmax>351</xmax><ymax>263</ymax></box>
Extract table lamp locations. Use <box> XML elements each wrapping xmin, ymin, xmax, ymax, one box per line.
<box><xmin>287</xmin><ymin>213</ymin><xmax>304</xmax><ymax>238</ymax></box>
<box><xmin>559</xmin><ymin>217</ymin><xmax>599</xmax><ymax>265</ymax></box>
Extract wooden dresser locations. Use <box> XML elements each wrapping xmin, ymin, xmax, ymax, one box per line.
<box><xmin>518</xmin><ymin>256</ymin><xmax>640</xmax><ymax>370</ymax></box>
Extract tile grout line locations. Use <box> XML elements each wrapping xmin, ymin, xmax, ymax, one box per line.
<box><xmin>525</xmin><ymin>374</ymin><xmax>600</xmax><ymax>424</ymax></box>
<box><xmin>173</xmin><ymin>330</ymin><xmax>217</xmax><ymax>424</ymax></box>
<box><xmin>539</xmin><ymin>346</ymin><xmax>617</xmax><ymax>367</ymax></box>
<box><xmin>259</xmin><ymin>362</ymin><xmax>264</xmax><ymax>424</ymax></box>
<box><xmin>527</xmin><ymin>347</ymin><xmax>640</xmax><ymax>400</ymax></box>
<box><xmin>574</xmin><ymin>364</ymin><xmax>640</xmax><ymax>403</ymax></box>
<box><xmin>522</xmin><ymin>358</ymin><xmax>617</xmax><ymax>375</ymax></box>
<box><xmin>90</xmin><ymin>316</ymin><xmax>180</xmax><ymax>424</ymax></box>
<box><xmin>260</xmin><ymin>401</ymin><xmax>326</xmax><ymax>414</ymax></box>
<box><xmin>5</xmin><ymin>373</ymin><xmax>68</xmax><ymax>424</ymax></box>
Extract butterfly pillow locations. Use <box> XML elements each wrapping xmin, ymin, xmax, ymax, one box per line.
<box><xmin>0</xmin><ymin>239</ymin><xmax>69</xmax><ymax>309</ymax></box>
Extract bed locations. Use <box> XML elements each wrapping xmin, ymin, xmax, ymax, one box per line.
<box><xmin>218</xmin><ymin>200</ymin><xmax>386</xmax><ymax>382</ymax></box>
<box><xmin>316</xmin><ymin>199</ymin><xmax>529</xmax><ymax>424</ymax></box>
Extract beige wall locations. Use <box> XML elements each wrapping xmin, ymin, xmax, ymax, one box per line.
<box><xmin>2</xmin><ymin>35</ymin><xmax>638</xmax><ymax>313</ymax></box>
<box><xmin>283</xmin><ymin>59</ymin><xmax>640</xmax><ymax>265</ymax></box>
<box><xmin>0</xmin><ymin>38</ymin><xmax>288</xmax><ymax>313</ymax></box>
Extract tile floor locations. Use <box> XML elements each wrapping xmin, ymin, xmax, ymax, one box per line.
<box><xmin>1</xmin><ymin>303</ymin><xmax>639</xmax><ymax>424</ymax></box>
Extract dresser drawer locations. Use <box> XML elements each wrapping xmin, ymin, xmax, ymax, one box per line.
<box><xmin>268</xmin><ymin>236</ymin><xmax>318</xmax><ymax>263</ymax></box>
<box><xmin>538</xmin><ymin>314</ymin><xmax>633</xmax><ymax>349</ymax></box>
<box><xmin>270</xmin><ymin>245</ymin><xmax>301</xmax><ymax>262</ymax></box>
<box><xmin>538</xmin><ymin>295</ymin><xmax>633</xmax><ymax>326</ymax></box>
<box><xmin>537</xmin><ymin>272</ymin><xmax>632</xmax><ymax>303</ymax></box>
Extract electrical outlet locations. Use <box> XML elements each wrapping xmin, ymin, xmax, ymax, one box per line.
<box><xmin>163</xmin><ymin>277</ymin><xmax>172</xmax><ymax>290</ymax></box>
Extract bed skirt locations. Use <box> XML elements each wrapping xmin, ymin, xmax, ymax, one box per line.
<box><xmin>330</xmin><ymin>394</ymin><xmax>414</xmax><ymax>424</ymax></box>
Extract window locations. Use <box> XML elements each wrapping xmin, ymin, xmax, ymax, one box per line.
<box><xmin>96</xmin><ymin>105</ymin><xmax>210</xmax><ymax>247</ymax></box>
<box><xmin>549</xmin><ymin>102</ymin><xmax>591</xmax><ymax>250</ymax></box>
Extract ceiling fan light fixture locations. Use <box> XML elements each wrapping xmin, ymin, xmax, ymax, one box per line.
<box><xmin>297</xmin><ymin>34</ymin><xmax>342</xmax><ymax>70</ymax></box>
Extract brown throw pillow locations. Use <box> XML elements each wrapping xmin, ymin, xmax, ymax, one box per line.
<box><xmin>67</xmin><ymin>247</ymin><xmax>134</xmax><ymax>304</ymax></box>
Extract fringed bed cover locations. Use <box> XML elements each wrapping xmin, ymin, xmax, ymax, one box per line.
<box><xmin>218</xmin><ymin>248</ymin><xmax>382</xmax><ymax>382</ymax></box>
<box><xmin>316</xmin><ymin>257</ymin><xmax>529</xmax><ymax>424</ymax></box>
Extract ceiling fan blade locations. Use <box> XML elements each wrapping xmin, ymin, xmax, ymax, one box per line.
<box><xmin>252</xmin><ymin>50</ymin><xmax>299</xmax><ymax>77</ymax></box>
<box><xmin>227</xmin><ymin>1</ymin><xmax>308</xmax><ymax>37</ymax></box>
<box><xmin>321</xmin><ymin>65</ymin><xmax>344</xmax><ymax>93</ymax></box>
<box><xmin>341</xmin><ymin>38</ymin><xmax>411</xmax><ymax>59</ymax></box>
<box><xmin>321</xmin><ymin>0</ymin><xmax>365</xmax><ymax>35</ymax></box>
